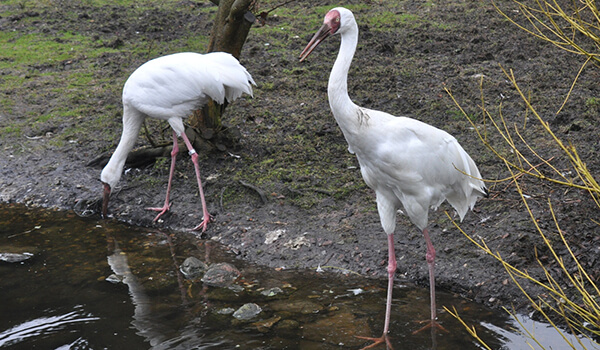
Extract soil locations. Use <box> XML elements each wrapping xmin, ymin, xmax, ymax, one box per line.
<box><xmin>1</xmin><ymin>0</ymin><xmax>599</xmax><ymax>320</ymax></box>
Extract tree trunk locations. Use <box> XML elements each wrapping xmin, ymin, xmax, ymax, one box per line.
<box><xmin>208</xmin><ymin>0</ymin><xmax>255</xmax><ymax>59</ymax></box>
<box><xmin>191</xmin><ymin>0</ymin><xmax>255</xmax><ymax>133</ymax></box>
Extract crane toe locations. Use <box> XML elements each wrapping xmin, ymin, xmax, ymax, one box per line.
<box><xmin>146</xmin><ymin>202</ymin><xmax>172</xmax><ymax>221</ymax></box>
<box><xmin>411</xmin><ymin>319</ymin><xmax>448</xmax><ymax>335</ymax></box>
<box><xmin>355</xmin><ymin>334</ymin><xmax>393</xmax><ymax>349</ymax></box>
<box><xmin>191</xmin><ymin>214</ymin><xmax>213</xmax><ymax>233</ymax></box>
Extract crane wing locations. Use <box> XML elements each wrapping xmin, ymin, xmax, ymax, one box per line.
<box><xmin>122</xmin><ymin>52</ymin><xmax>254</xmax><ymax>120</ymax></box>
<box><xmin>354</xmin><ymin>109</ymin><xmax>485</xmax><ymax>228</ymax></box>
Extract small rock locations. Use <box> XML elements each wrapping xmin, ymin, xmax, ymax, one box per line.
<box><xmin>274</xmin><ymin>319</ymin><xmax>300</xmax><ymax>332</ymax></box>
<box><xmin>260</xmin><ymin>287</ymin><xmax>284</xmax><ymax>297</ymax></box>
<box><xmin>202</xmin><ymin>262</ymin><xmax>241</xmax><ymax>287</ymax></box>
<box><xmin>252</xmin><ymin>316</ymin><xmax>281</xmax><ymax>333</ymax></box>
<box><xmin>0</xmin><ymin>252</ymin><xmax>34</xmax><ymax>263</ymax></box>
<box><xmin>180</xmin><ymin>256</ymin><xmax>208</xmax><ymax>279</ymax></box>
<box><xmin>284</xmin><ymin>235</ymin><xmax>311</xmax><ymax>250</ymax></box>
<box><xmin>0</xmin><ymin>245</ymin><xmax>39</xmax><ymax>263</ymax></box>
<box><xmin>264</xmin><ymin>229</ymin><xmax>285</xmax><ymax>244</ymax></box>
<box><xmin>228</xmin><ymin>284</ymin><xmax>245</xmax><ymax>293</ymax></box>
<box><xmin>232</xmin><ymin>303</ymin><xmax>262</xmax><ymax>321</ymax></box>
<box><xmin>347</xmin><ymin>288</ymin><xmax>364</xmax><ymax>295</ymax></box>
<box><xmin>216</xmin><ymin>307</ymin><xmax>235</xmax><ymax>315</ymax></box>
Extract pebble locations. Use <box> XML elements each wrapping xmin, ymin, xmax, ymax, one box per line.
<box><xmin>180</xmin><ymin>256</ymin><xmax>208</xmax><ymax>279</ymax></box>
<box><xmin>202</xmin><ymin>262</ymin><xmax>241</xmax><ymax>287</ymax></box>
<box><xmin>0</xmin><ymin>252</ymin><xmax>34</xmax><ymax>263</ymax></box>
<box><xmin>232</xmin><ymin>303</ymin><xmax>262</xmax><ymax>320</ymax></box>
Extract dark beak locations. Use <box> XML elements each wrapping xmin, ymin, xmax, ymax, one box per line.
<box><xmin>299</xmin><ymin>23</ymin><xmax>332</xmax><ymax>62</ymax></box>
<box><xmin>102</xmin><ymin>182</ymin><xmax>111</xmax><ymax>218</ymax></box>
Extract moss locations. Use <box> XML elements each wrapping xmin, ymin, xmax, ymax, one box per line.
<box><xmin>2</xmin><ymin>125</ymin><xmax>22</xmax><ymax>136</ymax></box>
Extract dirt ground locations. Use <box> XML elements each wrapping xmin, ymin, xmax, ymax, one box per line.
<box><xmin>1</xmin><ymin>0</ymin><xmax>599</xmax><ymax>318</ymax></box>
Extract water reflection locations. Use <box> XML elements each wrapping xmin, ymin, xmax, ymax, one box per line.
<box><xmin>0</xmin><ymin>203</ymin><xmax>597</xmax><ymax>349</ymax></box>
<box><xmin>107</xmin><ymin>235</ymin><xmax>169</xmax><ymax>347</ymax></box>
<box><xmin>0</xmin><ymin>307</ymin><xmax>99</xmax><ymax>347</ymax></box>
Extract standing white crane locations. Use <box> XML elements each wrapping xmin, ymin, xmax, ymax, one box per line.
<box><xmin>101</xmin><ymin>52</ymin><xmax>255</xmax><ymax>232</ymax></box>
<box><xmin>300</xmin><ymin>7</ymin><xmax>486</xmax><ymax>348</ymax></box>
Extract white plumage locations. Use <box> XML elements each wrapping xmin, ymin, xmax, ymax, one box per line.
<box><xmin>101</xmin><ymin>52</ymin><xmax>255</xmax><ymax>232</ymax></box>
<box><xmin>355</xmin><ymin>111</ymin><xmax>484</xmax><ymax>231</ymax></box>
<box><xmin>123</xmin><ymin>52</ymin><xmax>254</xmax><ymax>122</ymax></box>
<box><xmin>300</xmin><ymin>7</ymin><xmax>486</xmax><ymax>347</ymax></box>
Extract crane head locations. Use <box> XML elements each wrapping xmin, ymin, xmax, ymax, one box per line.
<box><xmin>299</xmin><ymin>9</ymin><xmax>341</xmax><ymax>62</ymax></box>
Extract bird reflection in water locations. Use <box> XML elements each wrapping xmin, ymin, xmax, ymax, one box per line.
<box><xmin>104</xmin><ymin>231</ymin><xmax>224</xmax><ymax>349</ymax></box>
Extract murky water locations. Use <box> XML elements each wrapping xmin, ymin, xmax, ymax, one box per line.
<box><xmin>0</xmin><ymin>203</ymin><xmax>597</xmax><ymax>349</ymax></box>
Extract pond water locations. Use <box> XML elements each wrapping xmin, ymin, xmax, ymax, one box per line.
<box><xmin>0</xmin><ymin>203</ymin><xmax>597</xmax><ymax>349</ymax></box>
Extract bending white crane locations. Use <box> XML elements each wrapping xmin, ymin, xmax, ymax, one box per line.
<box><xmin>300</xmin><ymin>7</ymin><xmax>486</xmax><ymax>348</ymax></box>
<box><xmin>101</xmin><ymin>52</ymin><xmax>255</xmax><ymax>232</ymax></box>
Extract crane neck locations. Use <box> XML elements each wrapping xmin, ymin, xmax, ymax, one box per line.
<box><xmin>327</xmin><ymin>21</ymin><xmax>361</xmax><ymax>133</ymax></box>
<box><xmin>100</xmin><ymin>106</ymin><xmax>144</xmax><ymax>188</ymax></box>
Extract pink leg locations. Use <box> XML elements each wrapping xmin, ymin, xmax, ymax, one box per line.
<box><xmin>423</xmin><ymin>227</ymin><xmax>437</xmax><ymax>322</ymax></box>
<box><xmin>384</xmin><ymin>233</ymin><xmax>397</xmax><ymax>334</ymax></box>
<box><xmin>413</xmin><ymin>227</ymin><xmax>447</xmax><ymax>334</ymax></box>
<box><xmin>146</xmin><ymin>131</ymin><xmax>178</xmax><ymax>221</ymax></box>
<box><xmin>357</xmin><ymin>234</ymin><xmax>395</xmax><ymax>349</ymax></box>
<box><xmin>179</xmin><ymin>131</ymin><xmax>212</xmax><ymax>232</ymax></box>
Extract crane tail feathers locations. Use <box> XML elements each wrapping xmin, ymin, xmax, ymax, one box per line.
<box><xmin>204</xmin><ymin>52</ymin><xmax>255</xmax><ymax>105</ymax></box>
<box><xmin>446</xmin><ymin>143</ymin><xmax>487</xmax><ymax>222</ymax></box>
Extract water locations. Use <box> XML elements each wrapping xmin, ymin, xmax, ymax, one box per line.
<box><xmin>0</xmin><ymin>203</ymin><xmax>597</xmax><ymax>349</ymax></box>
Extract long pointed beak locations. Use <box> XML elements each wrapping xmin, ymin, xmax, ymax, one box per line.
<box><xmin>102</xmin><ymin>182</ymin><xmax>111</xmax><ymax>218</ymax></box>
<box><xmin>299</xmin><ymin>23</ymin><xmax>332</xmax><ymax>62</ymax></box>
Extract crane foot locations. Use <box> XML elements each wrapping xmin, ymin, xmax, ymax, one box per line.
<box><xmin>411</xmin><ymin>319</ymin><xmax>448</xmax><ymax>335</ymax></box>
<box><xmin>355</xmin><ymin>333</ymin><xmax>393</xmax><ymax>349</ymax></box>
<box><xmin>146</xmin><ymin>202</ymin><xmax>172</xmax><ymax>221</ymax></box>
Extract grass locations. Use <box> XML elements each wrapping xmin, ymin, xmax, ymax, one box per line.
<box><xmin>585</xmin><ymin>97</ymin><xmax>600</xmax><ymax>115</ymax></box>
<box><xmin>0</xmin><ymin>19</ymin><xmax>124</xmax><ymax>138</ymax></box>
<box><xmin>0</xmin><ymin>31</ymin><xmax>108</xmax><ymax>69</ymax></box>
<box><xmin>0</xmin><ymin>0</ymin><xmax>205</xmax><ymax>143</ymax></box>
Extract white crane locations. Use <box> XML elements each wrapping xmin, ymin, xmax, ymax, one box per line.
<box><xmin>101</xmin><ymin>52</ymin><xmax>255</xmax><ymax>232</ymax></box>
<box><xmin>300</xmin><ymin>7</ymin><xmax>486</xmax><ymax>348</ymax></box>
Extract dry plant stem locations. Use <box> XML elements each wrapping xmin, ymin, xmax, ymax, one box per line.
<box><xmin>443</xmin><ymin>2</ymin><xmax>600</xmax><ymax>346</ymax></box>
<box><xmin>491</xmin><ymin>157</ymin><xmax>555</xmax><ymax>200</ymax></box>
<box><xmin>556</xmin><ymin>56</ymin><xmax>592</xmax><ymax>114</ymax></box>
<box><xmin>445</xmin><ymin>68</ymin><xmax>600</xmax><ymax>202</ymax></box>
<box><xmin>504</xmin><ymin>164</ymin><xmax>599</xmax><ymax>335</ymax></box>
<box><xmin>444</xmin><ymin>307</ymin><xmax>493</xmax><ymax>350</ymax></box>
<box><xmin>444</xmin><ymin>161</ymin><xmax>600</xmax><ymax>345</ymax></box>
<box><xmin>491</xmin><ymin>0</ymin><xmax>600</xmax><ymax>112</ymax></box>
<box><xmin>491</xmin><ymin>0</ymin><xmax>600</xmax><ymax>65</ymax></box>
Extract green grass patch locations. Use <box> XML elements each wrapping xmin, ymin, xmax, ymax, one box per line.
<box><xmin>1</xmin><ymin>125</ymin><xmax>22</xmax><ymax>136</ymax></box>
<box><xmin>0</xmin><ymin>32</ymin><xmax>92</xmax><ymax>69</ymax></box>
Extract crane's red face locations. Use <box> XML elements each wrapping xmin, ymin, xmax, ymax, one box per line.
<box><xmin>299</xmin><ymin>9</ymin><xmax>341</xmax><ymax>62</ymax></box>
<box><xmin>102</xmin><ymin>182</ymin><xmax>111</xmax><ymax>218</ymax></box>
